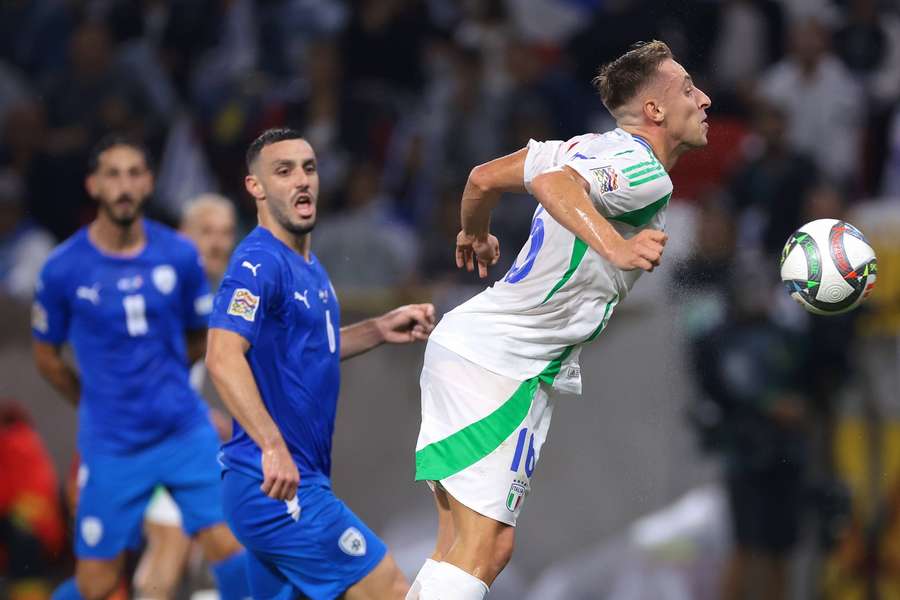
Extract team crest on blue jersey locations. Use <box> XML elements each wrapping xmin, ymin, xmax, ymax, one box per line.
<box><xmin>152</xmin><ymin>265</ymin><xmax>177</xmax><ymax>295</ymax></box>
<box><xmin>339</xmin><ymin>527</ymin><xmax>367</xmax><ymax>556</ymax></box>
<box><xmin>590</xmin><ymin>166</ymin><xmax>618</xmax><ymax>194</ymax></box>
<box><xmin>227</xmin><ymin>288</ymin><xmax>260</xmax><ymax>322</ymax></box>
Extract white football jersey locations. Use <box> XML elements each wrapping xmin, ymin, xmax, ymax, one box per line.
<box><xmin>430</xmin><ymin>128</ymin><xmax>673</xmax><ymax>394</ymax></box>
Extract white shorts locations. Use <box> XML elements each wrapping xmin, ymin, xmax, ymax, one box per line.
<box><xmin>415</xmin><ymin>341</ymin><xmax>553</xmax><ymax>526</ymax></box>
<box><xmin>144</xmin><ymin>486</ymin><xmax>183</xmax><ymax>527</ymax></box>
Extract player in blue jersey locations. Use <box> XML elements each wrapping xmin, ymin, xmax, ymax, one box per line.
<box><xmin>31</xmin><ymin>135</ymin><xmax>252</xmax><ymax>600</ymax></box>
<box><xmin>206</xmin><ymin>128</ymin><xmax>435</xmax><ymax>600</ymax></box>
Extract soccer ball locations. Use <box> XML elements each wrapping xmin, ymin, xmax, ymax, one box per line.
<box><xmin>780</xmin><ymin>218</ymin><xmax>877</xmax><ymax>315</ymax></box>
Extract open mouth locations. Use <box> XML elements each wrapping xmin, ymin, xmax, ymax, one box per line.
<box><xmin>293</xmin><ymin>194</ymin><xmax>314</xmax><ymax>218</ymax></box>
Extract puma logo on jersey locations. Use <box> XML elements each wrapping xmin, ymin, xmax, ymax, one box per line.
<box><xmin>294</xmin><ymin>290</ymin><xmax>310</xmax><ymax>309</ymax></box>
<box><xmin>76</xmin><ymin>284</ymin><xmax>101</xmax><ymax>305</ymax></box>
<box><xmin>241</xmin><ymin>261</ymin><xmax>261</xmax><ymax>276</ymax></box>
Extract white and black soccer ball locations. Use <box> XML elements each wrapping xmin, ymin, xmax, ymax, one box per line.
<box><xmin>780</xmin><ymin>218</ymin><xmax>878</xmax><ymax>316</ymax></box>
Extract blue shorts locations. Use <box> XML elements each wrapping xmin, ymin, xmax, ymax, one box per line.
<box><xmin>222</xmin><ymin>469</ymin><xmax>387</xmax><ymax>600</ymax></box>
<box><xmin>75</xmin><ymin>423</ymin><xmax>224</xmax><ymax>558</ymax></box>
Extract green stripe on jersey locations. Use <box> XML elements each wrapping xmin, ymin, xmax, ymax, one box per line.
<box><xmin>585</xmin><ymin>296</ymin><xmax>618</xmax><ymax>343</ymax></box>
<box><xmin>414</xmin><ymin>346</ymin><xmax>574</xmax><ymax>481</ymax></box>
<box><xmin>610</xmin><ymin>192</ymin><xmax>671</xmax><ymax>227</ymax></box>
<box><xmin>613</xmin><ymin>149</ymin><xmax>635</xmax><ymax>156</ymax></box>
<box><xmin>628</xmin><ymin>171</ymin><xmax>668</xmax><ymax>187</ymax></box>
<box><xmin>541</xmin><ymin>238</ymin><xmax>589</xmax><ymax>304</ymax></box>
<box><xmin>622</xmin><ymin>160</ymin><xmax>657</xmax><ymax>173</ymax></box>
<box><xmin>624</xmin><ymin>165</ymin><xmax>664</xmax><ymax>180</ymax></box>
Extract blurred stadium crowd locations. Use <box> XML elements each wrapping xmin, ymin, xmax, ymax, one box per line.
<box><xmin>2</xmin><ymin>0</ymin><xmax>900</xmax><ymax>599</ymax></box>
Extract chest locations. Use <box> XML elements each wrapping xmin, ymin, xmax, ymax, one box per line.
<box><xmin>69</xmin><ymin>261</ymin><xmax>183</xmax><ymax>337</ymax></box>
<box><xmin>276</xmin><ymin>263</ymin><xmax>341</xmax><ymax>355</ymax></box>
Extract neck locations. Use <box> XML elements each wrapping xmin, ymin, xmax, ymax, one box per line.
<box><xmin>619</xmin><ymin>124</ymin><xmax>690</xmax><ymax>172</ymax></box>
<box><xmin>259</xmin><ymin>214</ymin><xmax>312</xmax><ymax>261</ymax></box>
<box><xmin>88</xmin><ymin>214</ymin><xmax>146</xmax><ymax>255</ymax></box>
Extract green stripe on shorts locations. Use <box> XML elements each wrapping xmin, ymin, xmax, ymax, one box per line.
<box><xmin>415</xmin><ymin>347</ymin><xmax>574</xmax><ymax>481</ymax></box>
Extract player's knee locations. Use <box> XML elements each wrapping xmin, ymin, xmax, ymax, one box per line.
<box><xmin>491</xmin><ymin>527</ymin><xmax>515</xmax><ymax>573</ymax></box>
<box><xmin>195</xmin><ymin>523</ymin><xmax>243</xmax><ymax>562</ymax></box>
<box><xmin>75</xmin><ymin>562</ymin><xmax>121</xmax><ymax>600</ymax></box>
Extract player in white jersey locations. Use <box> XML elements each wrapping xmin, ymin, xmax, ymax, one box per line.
<box><xmin>407</xmin><ymin>41</ymin><xmax>711</xmax><ymax>599</ymax></box>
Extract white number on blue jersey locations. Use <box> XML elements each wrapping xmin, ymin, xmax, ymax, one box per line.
<box><xmin>325</xmin><ymin>309</ymin><xmax>336</xmax><ymax>354</ymax></box>
<box><xmin>123</xmin><ymin>294</ymin><xmax>149</xmax><ymax>336</ymax></box>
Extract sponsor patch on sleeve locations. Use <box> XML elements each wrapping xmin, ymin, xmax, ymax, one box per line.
<box><xmin>590</xmin><ymin>166</ymin><xmax>619</xmax><ymax>194</ymax></box>
<box><xmin>31</xmin><ymin>301</ymin><xmax>48</xmax><ymax>333</ymax></box>
<box><xmin>227</xmin><ymin>288</ymin><xmax>260</xmax><ymax>322</ymax></box>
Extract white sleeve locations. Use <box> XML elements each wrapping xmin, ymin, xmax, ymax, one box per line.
<box><xmin>523</xmin><ymin>138</ymin><xmax>564</xmax><ymax>195</ymax></box>
<box><xmin>564</xmin><ymin>154</ymin><xmax>672</xmax><ymax>227</ymax></box>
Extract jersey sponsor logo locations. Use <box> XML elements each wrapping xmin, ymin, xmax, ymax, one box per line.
<box><xmin>194</xmin><ymin>293</ymin><xmax>213</xmax><ymax>316</ymax></box>
<box><xmin>117</xmin><ymin>275</ymin><xmax>143</xmax><ymax>292</ymax></box>
<box><xmin>80</xmin><ymin>516</ymin><xmax>103</xmax><ymax>547</ymax></box>
<box><xmin>294</xmin><ymin>290</ymin><xmax>310</xmax><ymax>309</ymax></box>
<box><xmin>338</xmin><ymin>527</ymin><xmax>367</xmax><ymax>557</ymax></box>
<box><xmin>241</xmin><ymin>261</ymin><xmax>261</xmax><ymax>276</ymax></box>
<box><xmin>152</xmin><ymin>265</ymin><xmax>177</xmax><ymax>295</ymax></box>
<box><xmin>76</xmin><ymin>283</ymin><xmax>101</xmax><ymax>305</ymax></box>
<box><xmin>227</xmin><ymin>288</ymin><xmax>260</xmax><ymax>322</ymax></box>
<box><xmin>590</xmin><ymin>166</ymin><xmax>618</xmax><ymax>194</ymax></box>
<box><xmin>285</xmin><ymin>495</ymin><xmax>301</xmax><ymax>522</ymax></box>
<box><xmin>31</xmin><ymin>301</ymin><xmax>48</xmax><ymax>333</ymax></box>
<box><xmin>318</xmin><ymin>288</ymin><xmax>329</xmax><ymax>303</ymax></box>
<box><xmin>506</xmin><ymin>479</ymin><xmax>528</xmax><ymax>512</ymax></box>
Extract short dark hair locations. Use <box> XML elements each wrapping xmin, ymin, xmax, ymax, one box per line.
<box><xmin>592</xmin><ymin>40</ymin><xmax>673</xmax><ymax>114</ymax></box>
<box><xmin>246</xmin><ymin>128</ymin><xmax>305</xmax><ymax>170</ymax></box>
<box><xmin>87</xmin><ymin>133</ymin><xmax>152</xmax><ymax>174</ymax></box>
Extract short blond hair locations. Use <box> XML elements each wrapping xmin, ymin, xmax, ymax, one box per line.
<box><xmin>592</xmin><ymin>41</ymin><xmax>673</xmax><ymax>114</ymax></box>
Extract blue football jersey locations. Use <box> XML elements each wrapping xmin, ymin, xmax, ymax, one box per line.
<box><xmin>32</xmin><ymin>220</ymin><xmax>213</xmax><ymax>455</ymax></box>
<box><xmin>210</xmin><ymin>227</ymin><xmax>341</xmax><ymax>485</ymax></box>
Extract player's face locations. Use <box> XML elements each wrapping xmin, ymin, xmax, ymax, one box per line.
<box><xmin>87</xmin><ymin>145</ymin><xmax>153</xmax><ymax>227</ymax></box>
<box><xmin>183</xmin><ymin>207</ymin><xmax>236</xmax><ymax>281</ymax></box>
<box><xmin>657</xmin><ymin>59</ymin><xmax>711</xmax><ymax>148</ymax></box>
<box><xmin>249</xmin><ymin>139</ymin><xmax>319</xmax><ymax>237</ymax></box>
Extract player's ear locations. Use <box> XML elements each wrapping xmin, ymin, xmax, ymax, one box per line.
<box><xmin>643</xmin><ymin>99</ymin><xmax>664</xmax><ymax>124</ymax></box>
<box><xmin>245</xmin><ymin>174</ymin><xmax>264</xmax><ymax>201</ymax></box>
<box><xmin>85</xmin><ymin>173</ymin><xmax>98</xmax><ymax>199</ymax></box>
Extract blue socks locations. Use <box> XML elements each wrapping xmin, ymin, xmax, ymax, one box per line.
<box><xmin>210</xmin><ymin>550</ymin><xmax>253</xmax><ymax>600</ymax></box>
<box><xmin>51</xmin><ymin>578</ymin><xmax>83</xmax><ymax>600</ymax></box>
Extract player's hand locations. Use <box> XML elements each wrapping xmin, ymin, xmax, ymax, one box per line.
<box><xmin>456</xmin><ymin>231</ymin><xmax>500</xmax><ymax>278</ymax></box>
<box><xmin>260</xmin><ymin>442</ymin><xmax>299</xmax><ymax>500</ymax></box>
<box><xmin>377</xmin><ymin>303</ymin><xmax>436</xmax><ymax>344</ymax></box>
<box><xmin>607</xmin><ymin>229</ymin><xmax>668</xmax><ymax>272</ymax></box>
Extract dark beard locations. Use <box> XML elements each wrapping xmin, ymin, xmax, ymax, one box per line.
<box><xmin>102</xmin><ymin>194</ymin><xmax>142</xmax><ymax>227</ymax></box>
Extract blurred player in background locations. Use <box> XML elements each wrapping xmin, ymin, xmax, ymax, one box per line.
<box><xmin>133</xmin><ymin>193</ymin><xmax>239</xmax><ymax>600</ymax></box>
<box><xmin>206</xmin><ymin>128</ymin><xmax>435</xmax><ymax>599</ymax></box>
<box><xmin>407</xmin><ymin>40</ymin><xmax>711</xmax><ymax>598</ymax></box>
<box><xmin>31</xmin><ymin>135</ymin><xmax>251</xmax><ymax>600</ymax></box>
<box><xmin>0</xmin><ymin>400</ymin><xmax>65</xmax><ymax>600</ymax></box>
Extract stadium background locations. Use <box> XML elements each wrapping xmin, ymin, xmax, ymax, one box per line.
<box><xmin>2</xmin><ymin>0</ymin><xmax>900</xmax><ymax>598</ymax></box>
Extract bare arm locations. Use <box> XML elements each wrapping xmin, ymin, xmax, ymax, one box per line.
<box><xmin>32</xmin><ymin>340</ymin><xmax>80</xmax><ymax>406</ymax></box>
<box><xmin>457</xmin><ymin>148</ymin><xmax>529</xmax><ymax>278</ymax></box>
<box><xmin>530</xmin><ymin>166</ymin><xmax>667</xmax><ymax>271</ymax></box>
<box><xmin>185</xmin><ymin>328</ymin><xmax>207</xmax><ymax>365</ymax></box>
<box><xmin>340</xmin><ymin>303</ymin><xmax>435</xmax><ymax>361</ymax></box>
<box><xmin>205</xmin><ymin>327</ymin><xmax>298</xmax><ymax>500</ymax></box>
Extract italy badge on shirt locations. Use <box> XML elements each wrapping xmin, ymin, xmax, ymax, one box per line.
<box><xmin>228</xmin><ymin>289</ymin><xmax>260</xmax><ymax>322</ymax></box>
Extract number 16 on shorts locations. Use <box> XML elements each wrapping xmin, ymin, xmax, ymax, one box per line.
<box><xmin>510</xmin><ymin>428</ymin><xmax>536</xmax><ymax>477</ymax></box>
